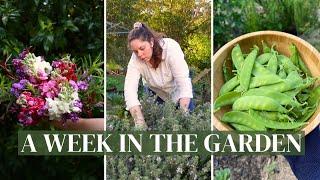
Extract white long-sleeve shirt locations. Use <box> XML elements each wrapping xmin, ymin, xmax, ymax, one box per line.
<box><xmin>124</xmin><ymin>38</ymin><xmax>193</xmax><ymax>110</ymax></box>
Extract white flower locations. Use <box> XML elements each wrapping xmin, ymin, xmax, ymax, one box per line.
<box><xmin>46</xmin><ymin>84</ymin><xmax>82</xmax><ymax>120</ymax></box>
<box><xmin>34</xmin><ymin>56</ymin><xmax>52</xmax><ymax>74</ymax></box>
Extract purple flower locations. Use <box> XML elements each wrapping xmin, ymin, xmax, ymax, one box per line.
<box><xmin>37</xmin><ymin>71</ymin><xmax>49</xmax><ymax>81</ymax></box>
<box><xmin>74</xmin><ymin>100</ymin><xmax>83</xmax><ymax>109</ymax></box>
<box><xmin>18</xmin><ymin>112</ymin><xmax>37</xmax><ymax>126</ymax></box>
<box><xmin>77</xmin><ymin>81</ymin><xmax>88</xmax><ymax>91</ymax></box>
<box><xmin>37</xmin><ymin>103</ymin><xmax>48</xmax><ymax>116</ymax></box>
<box><xmin>10</xmin><ymin>79</ymin><xmax>29</xmax><ymax>97</ymax></box>
<box><xmin>62</xmin><ymin>112</ymin><xmax>79</xmax><ymax>123</ymax></box>
<box><xmin>19</xmin><ymin>49</ymin><xmax>30</xmax><ymax>59</ymax></box>
<box><xmin>69</xmin><ymin>80</ymin><xmax>78</xmax><ymax>91</ymax></box>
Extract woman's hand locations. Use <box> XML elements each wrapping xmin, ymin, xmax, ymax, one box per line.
<box><xmin>52</xmin><ymin>118</ymin><xmax>104</xmax><ymax>131</ymax></box>
<box><xmin>179</xmin><ymin>97</ymin><xmax>191</xmax><ymax>112</ymax></box>
<box><xmin>129</xmin><ymin>105</ymin><xmax>148</xmax><ymax>130</ymax></box>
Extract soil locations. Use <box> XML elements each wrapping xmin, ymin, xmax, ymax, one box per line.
<box><xmin>214</xmin><ymin>155</ymin><xmax>297</xmax><ymax>180</ymax></box>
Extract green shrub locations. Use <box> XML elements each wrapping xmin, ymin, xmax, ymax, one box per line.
<box><xmin>185</xmin><ymin>34</ymin><xmax>211</xmax><ymax>70</ymax></box>
<box><xmin>105</xmin><ymin>96</ymin><xmax>211</xmax><ymax>179</ymax></box>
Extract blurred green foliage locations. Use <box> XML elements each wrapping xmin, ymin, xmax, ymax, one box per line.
<box><xmin>185</xmin><ymin>33</ymin><xmax>211</xmax><ymax>70</ymax></box>
<box><xmin>0</xmin><ymin>0</ymin><xmax>103</xmax><ymax>58</ymax></box>
<box><xmin>214</xmin><ymin>0</ymin><xmax>320</xmax><ymax>51</ymax></box>
<box><xmin>214</xmin><ymin>168</ymin><xmax>231</xmax><ymax>180</ymax></box>
<box><xmin>107</xmin><ymin>0</ymin><xmax>211</xmax><ymax>70</ymax></box>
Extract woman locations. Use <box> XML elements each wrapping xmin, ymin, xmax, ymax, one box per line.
<box><xmin>124</xmin><ymin>22</ymin><xmax>194</xmax><ymax>129</ymax></box>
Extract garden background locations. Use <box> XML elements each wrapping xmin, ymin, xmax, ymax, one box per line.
<box><xmin>0</xmin><ymin>1</ymin><xmax>104</xmax><ymax>179</ymax></box>
<box><xmin>214</xmin><ymin>0</ymin><xmax>320</xmax><ymax>179</ymax></box>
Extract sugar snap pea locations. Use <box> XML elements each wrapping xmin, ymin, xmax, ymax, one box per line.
<box><xmin>249</xmin><ymin>74</ymin><xmax>283</xmax><ymax>88</ymax></box>
<box><xmin>254</xmin><ymin>111</ymin><xmax>294</xmax><ymax>122</ymax></box>
<box><xmin>239</xmin><ymin>46</ymin><xmax>259</xmax><ymax>91</ymax></box>
<box><xmin>214</xmin><ymin>91</ymin><xmax>241</xmax><ymax>110</ymax></box>
<box><xmin>232</xmin><ymin>96</ymin><xmax>288</xmax><ymax>113</ymax></box>
<box><xmin>249</xmin><ymin>109</ymin><xmax>306</xmax><ymax>130</ymax></box>
<box><xmin>266</xmin><ymin>52</ymin><xmax>278</xmax><ymax>74</ymax></box>
<box><xmin>289</xmin><ymin>44</ymin><xmax>311</xmax><ymax>76</ymax></box>
<box><xmin>231</xmin><ymin>123</ymin><xmax>255</xmax><ymax>131</ymax></box>
<box><xmin>256</xmin><ymin>53</ymin><xmax>272</xmax><ymax>64</ymax></box>
<box><xmin>244</xmin><ymin>89</ymin><xmax>302</xmax><ymax>107</ymax></box>
<box><xmin>231</xmin><ymin>44</ymin><xmax>245</xmax><ymax>72</ymax></box>
<box><xmin>252</xmin><ymin>62</ymin><xmax>272</xmax><ymax>76</ymax></box>
<box><xmin>278</xmin><ymin>55</ymin><xmax>299</xmax><ymax>74</ymax></box>
<box><xmin>308</xmin><ymin>85</ymin><xmax>320</xmax><ymax>106</ymax></box>
<box><xmin>222</xmin><ymin>111</ymin><xmax>267</xmax><ymax>131</ymax></box>
<box><xmin>262</xmin><ymin>41</ymin><xmax>271</xmax><ymax>53</ymax></box>
<box><xmin>219</xmin><ymin>76</ymin><xmax>240</xmax><ymax>96</ymax></box>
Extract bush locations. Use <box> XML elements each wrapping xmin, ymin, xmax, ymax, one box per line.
<box><xmin>185</xmin><ymin>34</ymin><xmax>211</xmax><ymax>70</ymax></box>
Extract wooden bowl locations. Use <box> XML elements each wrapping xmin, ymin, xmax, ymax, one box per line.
<box><xmin>213</xmin><ymin>31</ymin><xmax>320</xmax><ymax>135</ymax></box>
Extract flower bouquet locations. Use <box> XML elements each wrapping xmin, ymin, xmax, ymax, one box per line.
<box><xmin>9</xmin><ymin>48</ymin><xmax>89</xmax><ymax>126</ymax></box>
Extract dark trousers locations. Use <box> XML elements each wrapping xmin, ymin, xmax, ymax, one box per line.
<box><xmin>285</xmin><ymin>126</ymin><xmax>320</xmax><ymax>180</ymax></box>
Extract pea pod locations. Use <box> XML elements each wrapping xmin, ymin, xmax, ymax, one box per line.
<box><xmin>266</xmin><ymin>52</ymin><xmax>278</xmax><ymax>74</ymax></box>
<box><xmin>254</xmin><ymin>111</ymin><xmax>294</xmax><ymax>122</ymax></box>
<box><xmin>278</xmin><ymin>65</ymin><xmax>287</xmax><ymax>79</ymax></box>
<box><xmin>259</xmin><ymin>71</ymin><xmax>303</xmax><ymax>92</ymax></box>
<box><xmin>308</xmin><ymin>85</ymin><xmax>320</xmax><ymax>106</ymax></box>
<box><xmin>298</xmin><ymin>104</ymin><xmax>318</xmax><ymax>122</ymax></box>
<box><xmin>252</xmin><ymin>62</ymin><xmax>272</xmax><ymax>76</ymax></box>
<box><xmin>249</xmin><ymin>109</ymin><xmax>306</xmax><ymax>130</ymax></box>
<box><xmin>239</xmin><ymin>46</ymin><xmax>259</xmax><ymax>91</ymax></box>
<box><xmin>244</xmin><ymin>89</ymin><xmax>302</xmax><ymax>107</ymax></box>
<box><xmin>249</xmin><ymin>74</ymin><xmax>283</xmax><ymax>88</ymax></box>
<box><xmin>222</xmin><ymin>111</ymin><xmax>267</xmax><ymax>131</ymax></box>
<box><xmin>219</xmin><ymin>76</ymin><xmax>240</xmax><ymax>96</ymax></box>
<box><xmin>289</xmin><ymin>44</ymin><xmax>311</xmax><ymax>76</ymax></box>
<box><xmin>256</xmin><ymin>53</ymin><xmax>272</xmax><ymax>64</ymax></box>
<box><xmin>231</xmin><ymin>44</ymin><xmax>245</xmax><ymax>72</ymax></box>
<box><xmin>278</xmin><ymin>55</ymin><xmax>299</xmax><ymax>74</ymax></box>
<box><xmin>231</xmin><ymin>123</ymin><xmax>255</xmax><ymax>131</ymax></box>
<box><xmin>262</xmin><ymin>41</ymin><xmax>271</xmax><ymax>53</ymax></box>
<box><xmin>233</xmin><ymin>95</ymin><xmax>288</xmax><ymax>113</ymax></box>
<box><xmin>214</xmin><ymin>91</ymin><xmax>241</xmax><ymax>110</ymax></box>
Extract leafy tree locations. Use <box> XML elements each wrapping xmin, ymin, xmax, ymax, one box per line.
<box><xmin>0</xmin><ymin>0</ymin><xmax>103</xmax><ymax>58</ymax></box>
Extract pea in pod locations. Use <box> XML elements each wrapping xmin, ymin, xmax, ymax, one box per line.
<box><xmin>214</xmin><ymin>91</ymin><xmax>241</xmax><ymax>110</ymax></box>
<box><xmin>256</xmin><ymin>53</ymin><xmax>272</xmax><ymax>64</ymax></box>
<box><xmin>249</xmin><ymin>74</ymin><xmax>283</xmax><ymax>88</ymax></box>
<box><xmin>222</xmin><ymin>111</ymin><xmax>267</xmax><ymax>131</ymax></box>
<box><xmin>249</xmin><ymin>109</ymin><xmax>306</xmax><ymax>130</ymax></box>
<box><xmin>232</xmin><ymin>95</ymin><xmax>288</xmax><ymax>113</ymax></box>
<box><xmin>289</xmin><ymin>44</ymin><xmax>311</xmax><ymax>76</ymax></box>
<box><xmin>231</xmin><ymin>44</ymin><xmax>245</xmax><ymax>72</ymax></box>
<box><xmin>219</xmin><ymin>76</ymin><xmax>240</xmax><ymax>96</ymax></box>
<box><xmin>244</xmin><ymin>89</ymin><xmax>302</xmax><ymax>107</ymax></box>
<box><xmin>239</xmin><ymin>46</ymin><xmax>259</xmax><ymax>91</ymax></box>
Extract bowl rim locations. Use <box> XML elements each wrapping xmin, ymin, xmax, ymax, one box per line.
<box><xmin>212</xmin><ymin>30</ymin><xmax>320</xmax><ymax>134</ymax></box>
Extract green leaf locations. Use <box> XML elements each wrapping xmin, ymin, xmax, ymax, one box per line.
<box><xmin>2</xmin><ymin>16</ymin><xmax>8</xmax><ymax>26</ymax></box>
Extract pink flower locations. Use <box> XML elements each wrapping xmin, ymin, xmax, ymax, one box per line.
<box><xmin>52</xmin><ymin>60</ymin><xmax>77</xmax><ymax>81</ymax></box>
<box><xmin>39</xmin><ymin>80</ymin><xmax>60</xmax><ymax>98</ymax></box>
<box><xmin>17</xmin><ymin>92</ymin><xmax>46</xmax><ymax>126</ymax></box>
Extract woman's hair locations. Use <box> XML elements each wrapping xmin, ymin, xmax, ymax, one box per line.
<box><xmin>128</xmin><ymin>22</ymin><xmax>165</xmax><ymax>69</ymax></box>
